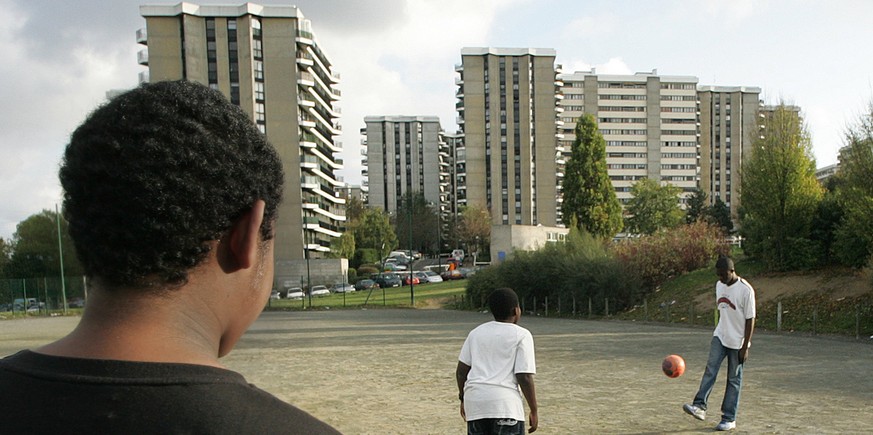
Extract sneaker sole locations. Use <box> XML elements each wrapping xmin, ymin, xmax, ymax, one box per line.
<box><xmin>683</xmin><ymin>405</ymin><xmax>706</xmax><ymax>421</ymax></box>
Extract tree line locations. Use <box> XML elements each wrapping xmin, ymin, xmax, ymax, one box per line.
<box><xmin>4</xmin><ymin>102</ymin><xmax>873</xmax><ymax>283</ymax></box>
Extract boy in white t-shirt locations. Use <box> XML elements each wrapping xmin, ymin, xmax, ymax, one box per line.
<box><xmin>683</xmin><ymin>257</ymin><xmax>756</xmax><ymax>431</ymax></box>
<box><xmin>456</xmin><ymin>288</ymin><xmax>538</xmax><ymax>434</ymax></box>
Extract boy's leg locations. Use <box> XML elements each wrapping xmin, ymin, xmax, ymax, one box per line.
<box><xmin>693</xmin><ymin>336</ymin><xmax>728</xmax><ymax>409</ymax></box>
<box><xmin>720</xmin><ymin>348</ymin><xmax>744</xmax><ymax>423</ymax></box>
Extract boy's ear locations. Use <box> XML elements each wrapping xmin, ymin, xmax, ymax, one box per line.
<box><xmin>224</xmin><ymin>200</ymin><xmax>266</xmax><ymax>271</ymax></box>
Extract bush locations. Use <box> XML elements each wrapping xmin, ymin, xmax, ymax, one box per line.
<box><xmin>465</xmin><ymin>228</ymin><xmax>642</xmax><ymax>314</ymax></box>
<box><xmin>612</xmin><ymin>221</ymin><xmax>729</xmax><ymax>295</ymax></box>
<box><xmin>352</xmin><ymin>249</ymin><xmax>380</xmax><ymax>269</ymax></box>
<box><xmin>357</xmin><ymin>264</ymin><xmax>379</xmax><ymax>276</ymax></box>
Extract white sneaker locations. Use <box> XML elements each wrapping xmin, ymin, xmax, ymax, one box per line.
<box><xmin>683</xmin><ymin>403</ymin><xmax>706</xmax><ymax>421</ymax></box>
<box><xmin>715</xmin><ymin>420</ymin><xmax>736</xmax><ymax>431</ymax></box>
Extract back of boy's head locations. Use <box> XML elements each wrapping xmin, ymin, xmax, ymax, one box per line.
<box><xmin>60</xmin><ymin>80</ymin><xmax>284</xmax><ymax>292</ymax></box>
<box><xmin>489</xmin><ymin>288</ymin><xmax>519</xmax><ymax>320</ymax></box>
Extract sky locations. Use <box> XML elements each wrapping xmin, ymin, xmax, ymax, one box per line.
<box><xmin>2</xmin><ymin>0</ymin><xmax>872</xmax><ymax>240</ymax></box>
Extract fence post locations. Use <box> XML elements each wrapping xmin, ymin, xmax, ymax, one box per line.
<box><xmin>557</xmin><ymin>296</ymin><xmax>561</xmax><ymax>315</ymax></box>
<box><xmin>856</xmin><ymin>305</ymin><xmax>861</xmax><ymax>340</ymax></box>
<box><xmin>813</xmin><ymin>307</ymin><xmax>817</xmax><ymax>336</ymax></box>
<box><xmin>644</xmin><ymin>299</ymin><xmax>648</xmax><ymax>321</ymax></box>
<box><xmin>588</xmin><ymin>298</ymin><xmax>592</xmax><ymax>319</ymax></box>
<box><xmin>534</xmin><ymin>297</ymin><xmax>538</xmax><ymax>316</ymax></box>
<box><xmin>777</xmin><ymin>301</ymin><xmax>782</xmax><ymax>333</ymax></box>
<box><xmin>605</xmin><ymin>298</ymin><xmax>609</xmax><ymax>318</ymax></box>
<box><xmin>545</xmin><ymin>297</ymin><xmax>549</xmax><ymax>317</ymax></box>
<box><xmin>689</xmin><ymin>304</ymin><xmax>694</xmax><ymax>326</ymax></box>
<box><xmin>572</xmin><ymin>295</ymin><xmax>576</xmax><ymax>316</ymax></box>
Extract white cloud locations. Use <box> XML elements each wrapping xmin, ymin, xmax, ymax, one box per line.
<box><xmin>560</xmin><ymin>13</ymin><xmax>618</xmax><ymax>40</ymax></box>
<box><xmin>0</xmin><ymin>2</ymin><xmax>140</xmax><ymax>239</ymax></box>
<box><xmin>564</xmin><ymin>57</ymin><xmax>633</xmax><ymax>75</ymax></box>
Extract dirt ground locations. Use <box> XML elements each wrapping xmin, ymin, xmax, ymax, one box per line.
<box><xmin>2</xmin><ymin>309</ymin><xmax>872</xmax><ymax>434</ymax></box>
<box><xmin>692</xmin><ymin>268</ymin><xmax>872</xmax><ymax>312</ymax></box>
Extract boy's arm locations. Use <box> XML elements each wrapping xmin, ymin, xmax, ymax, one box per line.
<box><xmin>516</xmin><ymin>373</ymin><xmax>538</xmax><ymax>433</ymax></box>
<box><xmin>739</xmin><ymin>317</ymin><xmax>755</xmax><ymax>363</ymax></box>
<box><xmin>456</xmin><ymin>361</ymin><xmax>471</xmax><ymax>419</ymax></box>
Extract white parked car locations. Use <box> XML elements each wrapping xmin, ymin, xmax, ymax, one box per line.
<box><xmin>286</xmin><ymin>287</ymin><xmax>305</xmax><ymax>299</ymax></box>
<box><xmin>309</xmin><ymin>285</ymin><xmax>330</xmax><ymax>297</ymax></box>
<box><xmin>331</xmin><ymin>283</ymin><xmax>355</xmax><ymax>293</ymax></box>
<box><xmin>423</xmin><ymin>271</ymin><xmax>444</xmax><ymax>283</ymax></box>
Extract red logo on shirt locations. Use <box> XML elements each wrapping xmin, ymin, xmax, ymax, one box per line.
<box><xmin>717</xmin><ymin>297</ymin><xmax>737</xmax><ymax>310</ymax></box>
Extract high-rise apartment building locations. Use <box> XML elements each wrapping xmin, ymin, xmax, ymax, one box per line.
<box><xmin>138</xmin><ymin>3</ymin><xmax>345</xmax><ymax>263</ymax></box>
<box><xmin>456</xmin><ymin>48</ymin><xmax>563</xmax><ymax>227</ymax></box>
<box><xmin>360</xmin><ymin>116</ymin><xmax>450</xmax><ymax>216</ymax></box>
<box><xmin>558</xmin><ymin>70</ymin><xmax>700</xmax><ymax>209</ymax></box>
<box><xmin>698</xmin><ymin>86</ymin><xmax>761</xmax><ymax>221</ymax></box>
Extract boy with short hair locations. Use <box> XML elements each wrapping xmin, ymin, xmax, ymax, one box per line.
<box><xmin>456</xmin><ymin>288</ymin><xmax>539</xmax><ymax>434</ymax></box>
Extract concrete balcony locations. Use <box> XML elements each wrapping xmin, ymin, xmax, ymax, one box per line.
<box><xmin>137</xmin><ymin>49</ymin><xmax>149</xmax><ymax>66</ymax></box>
<box><xmin>136</xmin><ymin>28</ymin><xmax>147</xmax><ymax>45</ymax></box>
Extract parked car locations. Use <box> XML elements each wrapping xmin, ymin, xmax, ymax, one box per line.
<box><xmin>309</xmin><ymin>285</ymin><xmax>330</xmax><ymax>297</ymax></box>
<box><xmin>441</xmin><ymin>269</ymin><xmax>464</xmax><ymax>280</ymax></box>
<box><xmin>269</xmin><ymin>290</ymin><xmax>280</xmax><ymax>300</ymax></box>
<box><xmin>413</xmin><ymin>271</ymin><xmax>429</xmax><ymax>284</ymax></box>
<box><xmin>384</xmin><ymin>258</ymin><xmax>407</xmax><ymax>270</ymax></box>
<box><xmin>331</xmin><ymin>283</ymin><xmax>356</xmax><ymax>293</ymax></box>
<box><xmin>286</xmin><ymin>287</ymin><xmax>305</xmax><ymax>299</ymax></box>
<box><xmin>68</xmin><ymin>297</ymin><xmax>86</xmax><ymax>308</ymax></box>
<box><xmin>402</xmin><ymin>275</ymin><xmax>420</xmax><ymax>286</ymax></box>
<box><xmin>423</xmin><ymin>271</ymin><xmax>443</xmax><ymax>283</ymax></box>
<box><xmin>355</xmin><ymin>279</ymin><xmax>379</xmax><ymax>291</ymax></box>
<box><xmin>374</xmin><ymin>273</ymin><xmax>402</xmax><ymax>288</ymax></box>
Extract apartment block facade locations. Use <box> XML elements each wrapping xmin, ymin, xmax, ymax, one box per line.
<box><xmin>138</xmin><ymin>3</ymin><xmax>345</xmax><ymax>263</ymax></box>
<box><xmin>698</xmin><ymin>86</ymin><xmax>761</xmax><ymax>221</ymax></box>
<box><xmin>360</xmin><ymin>116</ymin><xmax>450</xmax><ymax>218</ymax></box>
<box><xmin>558</xmin><ymin>70</ymin><xmax>700</xmax><ymax>211</ymax></box>
<box><xmin>456</xmin><ymin>47</ymin><xmax>563</xmax><ymax>227</ymax></box>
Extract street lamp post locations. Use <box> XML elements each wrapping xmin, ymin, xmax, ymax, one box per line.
<box><xmin>408</xmin><ymin>196</ymin><xmax>414</xmax><ymax>306</ymax></box>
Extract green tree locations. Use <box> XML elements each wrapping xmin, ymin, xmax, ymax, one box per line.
<box><xmin>0</xmin><ymin>237</ymin><xmax>11</xmax><ymax>277</ymax></box>
<box><xmin>5</xmin><ymin>210</ymin><xmax>83</xmax><ymax>278</ymax></box>
<box><xmin>739</xmin><ymin>103</ymin><xmax>823</xmax><ymax>270</ymax></box>
<box><xmin>345</xmin><ymin>196</ymin><xmax>366</xmax><ymax>223</ymax></box>
<box><xmin>707</xmin><ymin>197</ymin><xmax>734</xmax><ymax>234</ymax></box>
<box><xmin>833</xmin><ymin>102</ymin><xmax>873</xmax><ymax>267</ymax></box>
<box><xmin>458</xmin><ymin>205</ymin><xmax>491</xmax><ymax>260</ymax></box>
<box><xmin>624</xmin><ymin>178</ymin><xmax>684</xmax><ymax>235</ymax></box>
<box><xmin>395</xmin><ymin>192</ymin><xmax>438</xmax><ymax>255</ymax></box>
<box><xmin>685</xmin><ymin>188</ymin><xmax>708</xmax><ymax>224</ymax></box>
<box><xmin>561</xmin><ymin>114</ymin><xmax>623</xmax><ymax>238</ymax></box>
<box><xmin>353</xmin><ymin>207</ymin><xmax>396</xmax><ymax>261</ymax></box>
<box><xmin>327</xmin><ymin>231</ymin><xmax>355</xmax><ymax>260</ymax></box>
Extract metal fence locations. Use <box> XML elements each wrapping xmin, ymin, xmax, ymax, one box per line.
<box><xmin>0</xmin><ymin>276</ymin><xmax>87</xmax><ymax>316</ymax></box>
<box><xmin>515</xmin><ymin>294</ymin><xmax>873</xmax><ymax>340</ymax></box>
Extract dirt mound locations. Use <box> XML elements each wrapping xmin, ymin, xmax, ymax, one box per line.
<box><xmin>695</xmin><ymin>267</ymin><xmax>872</xmax><ymax>308</ymax></box>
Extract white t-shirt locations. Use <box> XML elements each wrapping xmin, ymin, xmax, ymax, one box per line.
<box><xmin>713</xmin><ymin>277</ymin><xmax>756</xmax><ymax>349</ymax></box>
<box><xmin>458</xmin><ymin>320</ymin><xmax>536</xmax><ymax>422</ymax></box>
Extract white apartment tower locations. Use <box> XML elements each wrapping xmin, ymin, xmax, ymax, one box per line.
<box><xmin>361</xmin><ymin>116</ymin><xmax>450</xmax><ymax>217</ymax></box>
<box><xmin>698</xmin><ymin>86</ymin><xmax>762</xmax><ymax>221</ymax></box>
<box><xmin>138</xmin><ymin>3</ymin><xmax>346</xmax><ymax>262</ymax></box>
<box><xmin>456</xmin><ymin>47</ymin><xmax>564</xmax><ymax>226</ymax></box>
<box><xmin>558</xmin><ymin>70</ymin><xmax>700</xmax><ymax>207</ymax></box>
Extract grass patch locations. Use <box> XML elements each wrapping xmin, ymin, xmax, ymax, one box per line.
<box><xmin>616</xmin><ymin>253</ymin><xmax>766</xmax><ymax>326</ymax></box>
<box><xmin>264</xmin><ymin>280</ymin><xmax>468</xmax><ymax>310</ymax></box>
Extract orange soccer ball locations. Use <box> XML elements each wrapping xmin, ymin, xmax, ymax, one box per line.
<box><xmin>662</xmin><ymin>354</ymin><xmax>686</xmax><ymax>378</ymax></box>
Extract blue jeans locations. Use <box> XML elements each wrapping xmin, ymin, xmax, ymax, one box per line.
<box><xmin>467</xmin><ymin>418</ymin><xmax>525</xmax><ymax>435</ymax></box>
<box><xmin>693</xmin><ymin>336</ymin><xmax>744</xmax><ymax>422</ymax></box>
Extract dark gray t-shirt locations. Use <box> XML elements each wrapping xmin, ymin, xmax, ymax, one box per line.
<box><xmin>0</xmin><ymin>350</ymin><xmax>340</xmax><ymax>434</ymax></box>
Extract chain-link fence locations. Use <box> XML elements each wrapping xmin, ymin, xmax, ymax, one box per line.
<box><xmin>514</xmin><ymin>293</ymin><xmax>873</xmax><ymax>340</ymax></box>
<box><xmin>0</xmin><ymin>276</ymin><xmax>87</xmax><ymax>316</ymax></box>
